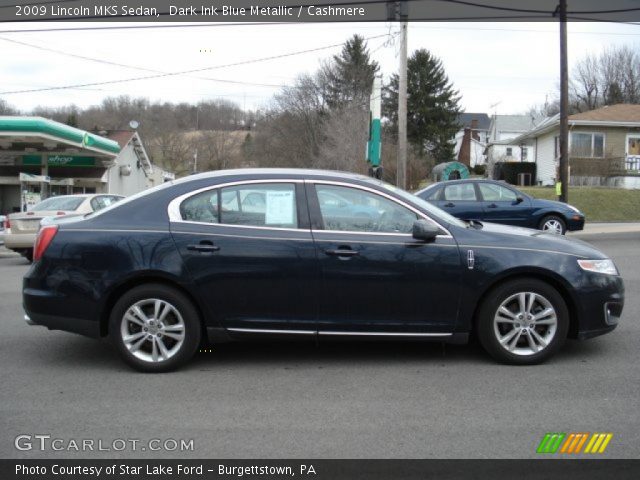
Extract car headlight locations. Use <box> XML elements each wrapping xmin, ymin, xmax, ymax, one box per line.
<box><xmin>577</xmin><ymin>259</ymin><xmax>618</xmax><ymax>275</ymax></box>
<box><xmin>567</xmin><ymin>204</ymin><xmax>581</xmax><ymax>214</ymax></box>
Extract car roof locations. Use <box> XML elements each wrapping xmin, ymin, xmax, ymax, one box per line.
<box><xmin>420</xmin><ymin>179</ymin><xmax>514</xmax><ymax>190</ymax></box>
<box><xmin>174</xmin><ymin>168</ymin><xmax>372</xmax><ymax>185</ymax></box>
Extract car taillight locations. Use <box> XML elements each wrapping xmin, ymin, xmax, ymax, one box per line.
<box><xmin>56</xmin><ymin>211</ymin><xmax>66</xmax><ymax>216</ymax></box>
<box><xmin>33</xmin><ymin>225</ymin><xmax>58</xmax><ymax>262</ymax></box>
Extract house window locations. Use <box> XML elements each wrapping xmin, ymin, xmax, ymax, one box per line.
<box><xmin>521</xmin><ymin>147</ymin><xmax>529</xmax><ymax>161</ymax></box>
<box><xmin>506</xmin><ymin>147</ymin><xmax>513</xmax><ymax>156</ymax></box>
<box><xmin>627</xmin><ymin>135</ymin><xmax>640</xmax><ymax>171</ymax></box>
<box><xmin>554</xmin><ymin>136</ymin><xmax>560</xmax><ymax>158</ymax></box>
<box><xmin>570</xmin><ymin>132</ymin><xmax>605</xmax><ymax>158</ymax></box>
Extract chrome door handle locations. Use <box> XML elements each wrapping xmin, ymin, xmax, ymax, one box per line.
<box><xmin>325</xmin><ymin>249</ymin><xmax>359</xmax><ymax>258</ymax></box>
<box><xmin>187</xmin><ymin>242</ymin><xmax>220</xmax><ymax>253</ymax></box>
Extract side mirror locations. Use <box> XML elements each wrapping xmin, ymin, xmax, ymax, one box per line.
<box><xmin>412</xmin><ymin>220</ymin><xmax>440</xmax><ymax>242</ymax></box>
<box><xmin>515</xmin><ymin>196</ymin><xmax>524</xmax><ymax>204</ymax></box>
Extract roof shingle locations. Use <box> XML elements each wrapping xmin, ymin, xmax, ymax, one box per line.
<box><xmin>569</xmin><ymin>104</ymin><xmax>640</xmax><ymax>122</ymax></box>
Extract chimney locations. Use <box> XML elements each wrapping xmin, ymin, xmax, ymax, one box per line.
<box><xmin>459</xmin><ymin>128</ymin><xmax>472</xmax><ymax>167</ymax></box>
<box><xmin>471</xmin><ymin>118</ymin><xmax>480</xmax><ymax>141</ymax></box>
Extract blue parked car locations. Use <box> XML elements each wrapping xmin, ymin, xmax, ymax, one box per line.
<box><xmin>415</xmin><ymin>179</ymin><xmax>585</xmax><ymax>235</ymax></box>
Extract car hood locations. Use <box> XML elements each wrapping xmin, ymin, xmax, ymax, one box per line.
<box><xmin>454</xmin><ymin>221</ymin><xmax>607</xmax><ymax>259</ymax></box>
<box><xmin>531</xmin><ymin>198</ymin><xmax>581</xmax><ymax>214</ymax></box>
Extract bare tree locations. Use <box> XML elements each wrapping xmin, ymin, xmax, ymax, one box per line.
<box><xmin>0</xmin><ymin>98</ymin><xmax>18</xmax><ymax>115</ymax></box>
<box><xmin>195</xmin><ymin>130</ymin><xmax>243</xmax><ymax>171</ymax></box>
<box><xmin>148</xmin><ymin>131</ymin><xmax>194</xmax><ymax>177</ymax></box>
<box><xmin>570</xmin><ymin>45</ymin><xmax>640</xmax><ymax>112</ymax></box>
<box><xmin>316</xmin><ymin>104</ymin><xmax>368</xmax><ymax>173</ymax></box>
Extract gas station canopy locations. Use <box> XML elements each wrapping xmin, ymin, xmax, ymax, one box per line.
<box><xmin>0</xmin><ymin>116</ymin><xmax>120</xmax><ymax>156</ymax></box>
<box><xmin>0</xmin><ymin>117</ymin><xmax>123</xmax><ymax>212</ymax></box>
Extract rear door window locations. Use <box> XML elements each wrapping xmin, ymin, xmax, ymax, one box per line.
<box><xmin>220</xmin><ymin>183</ymin><xmax>298</xmax><ymax>228</ymax></box>
<box><xmin>443</xmin><ymin>183</ymin><xmax>477</xmax><ymax>201</ymax></box>
<box><xmin>179</xmin><ymin>183</ymin><xmax>299</xmax><ymax>229</ymax></box>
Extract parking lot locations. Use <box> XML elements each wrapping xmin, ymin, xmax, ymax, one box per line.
<box><xmin>1</xmin><ymin>233</ymin><xmax>638</xmax><ymax>459</ymax></box>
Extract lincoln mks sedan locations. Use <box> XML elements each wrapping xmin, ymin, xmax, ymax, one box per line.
<box><xmin>23</xmin><ymin>169</ymin><xmax>624</xmax><ymax>372</ymax></box>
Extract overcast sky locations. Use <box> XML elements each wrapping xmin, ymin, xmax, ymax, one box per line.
<box><xmin>1</xmin><ymin>21</ymin><xmax>639</xmax><ymax>116</ymax></box>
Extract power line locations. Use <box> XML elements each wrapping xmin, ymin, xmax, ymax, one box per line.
<box><xmin>0</xmin><ymin>35</ymin><xmax>287</xmax><ymax>88</ymax></box>
<box><xmin>0</xmin><ymin>33</ymin><xmax>391</xmax><ymax>95</ymax></box>
<box><xmin>409</xmin><ymin>24</ymin><xmax>640</xmax><ymax>36</ymax></box>
<box><xmin>0</xmin><ymin>22</ymin><xmax>291</xmax><ymax>34</ymax></box>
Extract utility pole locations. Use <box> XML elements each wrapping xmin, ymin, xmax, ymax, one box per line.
<box><xmin>193</xmin><ymin>149</ymin><xmax>198</xmax><ymax>174</ymax></box>
<box><xmin>558</xmin><ymin>0</ymin><xmax>569</xmax><ymax>203</ymax></box>
<box><xmin>398</xmin><ymin>19</ymin><xmax>408</xmax><ymax>190</ymax></box>
<box><xmin>386</xmin><ymin>1</ymin><xmax>408</xmax><ymax>188</ymax></box>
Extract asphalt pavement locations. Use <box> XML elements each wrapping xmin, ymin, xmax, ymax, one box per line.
<box><xmin>0</xmin><ymin>233</ymin><xmax>638</xmax><ymax>459</ymax></box>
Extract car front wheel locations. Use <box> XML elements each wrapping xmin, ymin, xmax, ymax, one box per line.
<box><xmin>539</xmin><ymin>215</ymin><xmax>567</xmax><ymax>235</ymax></box>
<box><xmin>109</xmin><ymin>284</ymin><xmax>201</xmax><ymax>372</ymax></box>
<box><xmin>477</xmin><ymin>278</ymin><xmax>569</xmax><ymax>365</ymax></box>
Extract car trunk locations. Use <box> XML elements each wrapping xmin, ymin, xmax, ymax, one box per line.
<box><xmin>9</xmin><ymin>211</ymin><xmax>70</xmax><ymax>234</ymax></box>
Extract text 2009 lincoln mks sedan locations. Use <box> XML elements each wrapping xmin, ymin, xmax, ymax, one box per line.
<box><xmin>23</xmin><ymin>169</ymin><xmax>624</xmax><ymax>372</ymax></box>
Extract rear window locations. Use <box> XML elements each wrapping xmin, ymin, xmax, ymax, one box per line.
<box><xmin>31</xmin><ymin>196</ymin><xmax>85</xmax><ymax>211</ymax></box>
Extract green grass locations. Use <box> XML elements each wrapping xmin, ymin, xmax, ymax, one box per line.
<box><xmin>519</xmin><ymin>187</ymin><xmax>640</xmax><ymax>222</ymax></box>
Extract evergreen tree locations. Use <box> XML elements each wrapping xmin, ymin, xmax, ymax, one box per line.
<box><xmin>384</xmin><ymin>49</ymin><xmax>461</xmax><ymax>162</ymax></box>
<box><xmin>325</xmin><ymin>34</ymin><xmax>379</xmax><ymax>108</ymax></box>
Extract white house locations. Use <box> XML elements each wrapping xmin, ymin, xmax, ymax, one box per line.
<box><xmin>505</xmin><ymin>104</ymin><xmax>640</xmax><ymax>188</ymax></box>
<box><xmin>485</xmin><ymin>114</ymin><xmax>544</xmax><ymax>181</ymax></box>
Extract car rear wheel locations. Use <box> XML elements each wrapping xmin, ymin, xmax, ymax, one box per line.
<box><xmin>477</xmin><ymin>278</ymin><xmax>569</xmax><ymax>365</ymax></box>
<box><xmin>539</xmin><ymin>215</ymin><xmax>566</xmax><ymax>235</ymax></box>
<box><xmin>109</xmin><ymin>284</ymin><xmax>201</xmax><ymax>372</ymax></box>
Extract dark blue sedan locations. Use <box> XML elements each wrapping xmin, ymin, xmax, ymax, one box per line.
<box><xmin>415</xmin><ymin>179</ymin><xmax>585</xmax><ymax>235</ymax></box>
<box><xmin>23</xmin><ymin>169</ymin><xmax>621</xmax><ymax>372</ymax></box>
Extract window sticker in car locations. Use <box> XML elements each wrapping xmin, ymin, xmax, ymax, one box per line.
<box><xmin>265</xmin><ymin>190</ymin><xmax>295</xmax><ymax>225</ymax></box>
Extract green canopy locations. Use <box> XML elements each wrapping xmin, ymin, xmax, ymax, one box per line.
<box><xmin>0</xmin><ymin>117</ymin><xmax>120</xmax><ymax>155</ymax></box>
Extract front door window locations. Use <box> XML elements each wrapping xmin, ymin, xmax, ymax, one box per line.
<box><xmin>627</xmin><ymin>135</ymin><xmax>640</xmax><ymax>171</ymax></box>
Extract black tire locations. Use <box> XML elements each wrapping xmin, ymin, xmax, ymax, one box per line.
<box><xmin>24</xmin><ymin>249</ymin><xmax>33</xmax><ymax>262</ymax></box>
<box><xmin>477</xmin><ymin>278</ymin><xmax>569</xmax><ymax>365</ymax></box>
<box><xmin>539</xmin><ymin>215</ymin><xmax>567</xmax><ymax>235</ymax></box>
<box><xmin>109</xmin><ymin>284</ymin><xmax>201</xmax><ymax>373</ymax></box>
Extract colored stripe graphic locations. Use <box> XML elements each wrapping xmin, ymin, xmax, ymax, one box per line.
<box><xmin>537</xmin><ymin>433</ymin><xmax>566</xmax><ymax>453</ymax></box>
<box><xmin>560</xmin><ymin>433</ymin><xmax>589</xmax><ymax>453</ymax></box>
<box><xmin>538</xmin><ymin>433</ymin><xmax>613</xmax><ymax>454</ymax></box>
<box><xmin>584</xmin><ymin>433</ymin><xmax>613</xmax><ymax>454</ymax></box>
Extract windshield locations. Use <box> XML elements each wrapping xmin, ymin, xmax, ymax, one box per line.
<box><xmin>371</xmin><ymin>179</ymin><xmax>467</xmax><ymax>228</ymax></box>
<box><xmin>32</xmin><ymin>196</ymin><xmax>85</xmax><ymax>212</ymax></box>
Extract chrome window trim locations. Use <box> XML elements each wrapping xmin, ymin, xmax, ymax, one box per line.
<box><xmin>172</xmin><ymin>230</ymin><xmax>312</xmax><ymax>242</ymax></box>
<box><xmin>167</xmin><ymin>178</ymin><xmax>305</xmax><ymax>228</ymax></box>
<box><xmin>309</xmin><ymin>180</ymin><xmax>453</xmax><ymax>238</ymax></box>
<box><xmin>63</xmin><ymin>228</ymin><xmax>168</xmax><ymax>234</ymax></box>
<box><xmin>175</xmin><ymin>220</ymin><xmax>308</xmax><ymax>233</ymax></box>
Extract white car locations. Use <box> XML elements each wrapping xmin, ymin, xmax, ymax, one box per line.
<box><xmin>0</xmin><ymin>215</ymin><xmax>6</xmax><ymax>245</ymax></box>
<box><xmin>4</xmin><ymin>194</ymin><xmax>123</xmax><ymax>261</ymax></box>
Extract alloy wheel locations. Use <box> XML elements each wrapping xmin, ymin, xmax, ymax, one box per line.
<box><xmin>493</xmin><ymin>292</ymin><xmax>558</xmax><ymax>356</ymax></box>
<box><xmin>120</xmin><ymin>298</ymin><xmax>185</xmax><ymax>363</ymax></box>
<box><xmin>542</xmin><ymin>219</ymin><xmax>564</xmax><ymax>235</ymax></box>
